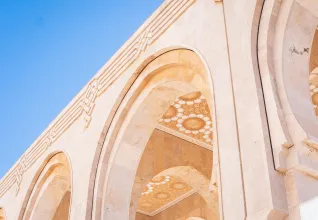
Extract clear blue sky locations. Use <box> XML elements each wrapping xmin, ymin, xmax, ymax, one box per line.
<box><xmin>0</xmin><ymin>0</ymin><xmax>163</xmax><ymax>178</ymax></box>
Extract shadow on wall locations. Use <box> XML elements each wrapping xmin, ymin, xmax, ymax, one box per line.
<box><xmin>0</xmin><ymin>207</ymin><xmax>5</xmax><ymax>220</ymax></box>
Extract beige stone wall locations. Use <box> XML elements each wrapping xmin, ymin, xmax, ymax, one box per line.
<box><xmin>53</xmin><ymin>192</ymin><xmax>71</xmax><ymax>220</ymax></box>
<box><xmin>0</xmin><ymin>0</ymin><xmax>318</xmax><ymax>219</ymax></box>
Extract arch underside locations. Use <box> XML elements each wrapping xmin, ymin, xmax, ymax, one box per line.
<box><xmin>92</xmin><ymin>49</ymin><xmax>219</xmax><ymax>220</ymax></box>
<box><xmin>20</xmin><ymin>153</ymin><xmax>72</xmax><ymax>220</ymax></box>
<box><xmin>133</xmin><ymin>92</ymin><xmax>218</xmax><ymax>220</ymax></box>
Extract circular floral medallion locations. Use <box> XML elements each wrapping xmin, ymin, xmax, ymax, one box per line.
<box><xmin>154</xmin><ymin>192</ymin><xmax>171</xmax><ymax>200</ymax></box>
<box><xmin>152</xmin><ymin>176</ymin><xmax>165</xmax><ymax>183</ymax></box>
<box><xmin>183</xmin><ymin>118</ymin><xmax>205</xmax><ymax>130</ymax></box>
<box><xmin>162</xmin><ymin>106</ymin><xmax>177</xmax><ymax>119</ymax></box>
<box><xmin>170</xmin><ymin>182</ymin><xmax>187</xmax><ymax>190</ymax></box>
<box><xmin>180</xmin><ymin>92</ymin><xmax>201</xmax><ymax>101</ymax></box>
<box><xmin>140</xmin><ymin>202</ymin><xmax>153</xmax><ymax>208</ymax></box>
<box><xmin>312</xmin><ymin>93</ymin><xmax>318</xmax><ymax>106</ymax></box>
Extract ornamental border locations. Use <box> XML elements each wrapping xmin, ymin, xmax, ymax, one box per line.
<box><xmin>0</xmin><ymin>0</ymin><xmax>196</xmax><ymax>198</ymax></box>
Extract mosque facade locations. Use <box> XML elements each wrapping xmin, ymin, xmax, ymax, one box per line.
<box><xmin>1</xmin><ymin>0</ymin><xmax>318</xmax><ymax>219</ymax></box>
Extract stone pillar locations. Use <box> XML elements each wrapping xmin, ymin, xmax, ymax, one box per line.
<box><xmin>222</xmin><ymin>0</ymin><xmax>288</xmax><ymax>219</ymax></box>
<box><xmin>208</xmin><ymin>3</ymin><xmax>246</xmax><ymax>220</ymax></box>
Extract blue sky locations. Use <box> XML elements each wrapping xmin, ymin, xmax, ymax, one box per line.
<box><xmin>0</xmin><ymin>0</ymin><xmax>163</xmax><ymax>178</ymax></box>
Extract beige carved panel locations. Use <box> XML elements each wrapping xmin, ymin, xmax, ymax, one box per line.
<box><xmin>137</xmin><ymin>175</ymin><xmax>195</xmax><ymax>216</ymax></box>
<box><xmin>158</xmin><ymin>92</ymin><xmax>213</xmax><ymax>148</ymax></box>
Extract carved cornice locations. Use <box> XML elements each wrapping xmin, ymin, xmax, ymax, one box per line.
<box><xmin>0</xmin><ymin>0</ymin><xmax>196</xmax><ymax>198</ymax></box>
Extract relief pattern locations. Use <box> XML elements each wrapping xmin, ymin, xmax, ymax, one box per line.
<box><xmin>137</xmin><ymin>175</ymin><xmax>195</xmax><ymax>216</ymax></box>
<box><xmin>157</xmin><ymin>92</ymin><xmax>213</xmax><ymax>150</ymax></box>
<box><xmin>0</xmin><ymin>0</ymin><xmax>197</xmax><ymax>197</ymax></box>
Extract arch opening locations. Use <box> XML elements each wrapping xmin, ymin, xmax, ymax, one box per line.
<box><xmin>94</xmin><ymin>49</ymin><xmax>220</xmax><ymax>220</ymax></box>
<box><xmin>20</xmin><ymin>152</ymin><xmax>72</xmax><ymax>220</ymax></box>
<box><xmin>132</xmin><ymin>92</ymin><xmax>219</xmax><ymax>220</ymax></box>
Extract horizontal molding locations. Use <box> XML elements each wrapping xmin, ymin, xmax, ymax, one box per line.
<box><xmin>156</xmin><ymin>125</ymin><xmax>213</xmax><ymax>151</ymax></box>
<box><xmin>136</xmin><ymin>189</ymin><xmax>197</xmax><ymax>216</ymax></box>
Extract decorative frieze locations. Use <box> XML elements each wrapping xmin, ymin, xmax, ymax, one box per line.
<box><xmin>82</xmin><ymin>79</ymin><xmax>100</xmax><ymax>127</ymax></box>
<box><xmin>0</xmin><ymin>0</ymin><xmax>197</xmax><ymax>198</ymax></box>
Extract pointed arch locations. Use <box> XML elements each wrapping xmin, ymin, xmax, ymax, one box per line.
<box><xmin>90</xmin><ymin>48</ymin><xmax>225</xmax><ymax>220</ymax></box>
<box><xmin>18</xmin><ymin>152</ymin><xmax>72</xmax><ymax>220</ymax></box>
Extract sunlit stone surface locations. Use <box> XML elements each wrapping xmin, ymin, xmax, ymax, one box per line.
<box><xmin>1</xmin><ymin>0</ymin><xmax>318</xmax><ymax>219</ymax></box>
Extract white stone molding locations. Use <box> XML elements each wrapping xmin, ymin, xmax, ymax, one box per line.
<box><xmin>136</xmin><ymin>189</ymin><xmax>197</xmax><ymax>217</ymax></box>
<box><xmin>156</xmin><ymin>125</ymin><xmax>213</xmax><ymax>151</ymax></box>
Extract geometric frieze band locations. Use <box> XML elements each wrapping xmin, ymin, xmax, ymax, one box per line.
<box><xmin>0</xmin><ymin>0</ymin><xmax>196</xmax><ymax>198</ymax></box>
